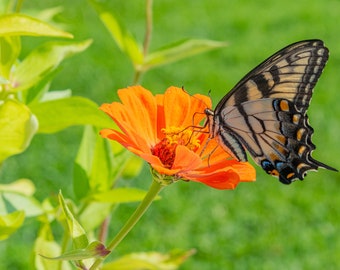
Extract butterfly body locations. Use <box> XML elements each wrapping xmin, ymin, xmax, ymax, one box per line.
<box><xmin>206</xmin><ymin>39</ymin><xmax>337</xmax><ymax>184</ymax></box>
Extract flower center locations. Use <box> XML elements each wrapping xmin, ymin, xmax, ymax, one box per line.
<box><xmin>151</xmin><ymin>127</ymin><xmax>200</xmax><ymax>168</ymax></box>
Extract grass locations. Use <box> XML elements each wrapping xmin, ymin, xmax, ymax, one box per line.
<box><xmin>1</xmin><ymin>0</ymin><xmax>340</xmax><ymax>269</ymax></box>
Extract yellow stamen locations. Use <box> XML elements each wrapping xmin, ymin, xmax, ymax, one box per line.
<box><xmin>151</xmin><ymin>127</ymin><xmax>201</xmax><ymax>168</ymax></box>
<box><xmin>162</xmin><ymin>127</ymin><xmax>200</xmax><ymax>151</ymax></box>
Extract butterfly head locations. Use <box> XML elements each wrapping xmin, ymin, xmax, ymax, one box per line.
<box><xmin>204</xmin><ymin>108</ymin><xmax>216</xmax><ymax>138</ymax></box>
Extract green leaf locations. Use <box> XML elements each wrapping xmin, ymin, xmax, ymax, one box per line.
<box><xmin>11</xmin><ymin>39</ymin><xmax>92</xmax><ymax>92</ymax></box>
<box><xmin>90</xmin><ymin>128</ymin><xmax>114</xmax><ymax>191</ymax></box>
<box><xmin>92</xmin><ymin>188</ymin><xmax>160</xmax><ymax>204</ymax></box>
<box><xmin>121</xmin><ymin>154</ymin><xmax>143</xmax><ymax>179</ymax></box>
<box><xmin>108</xmin><ymin>141</ymin><xmax>143</xmax><ymax>183</ymax></box>
<box><xmin>0</xmin><ymin>194</ymin><xmax>6</xmax><ymax>215</ymax></box>
<box><xmin>0</xmin><ymin>179</ymin><xmax>35</xmax><ymax>196</ymax></box>
<box><xmin>73</xmin><ymin>163</ymin><xmax>90</xmax><ymax>201</ymax></box>
<box><xmin>33</xmin><ymin>6</ymin><xmax>64</xmax><ymax>24</ymax></box>
<box><xmin>58</xmin><ymin>192</ymin><xmax>88</xmax><ymax>249</ymax></box>
<box><xmin>101</xmin><ymin>249</ymin><xmax>196</xmax><ymax>270</ymax></box>
<box><xmin>0</xmin><ymin>210</ymin><xmax>25</xmax><ymax>240</ymax></box>
<box><xmin>79</xmin><ymin>202</ymin><xmax>113</xmax><ymax>231</ymax></box>
<box><xmin>0</xmin><ymin>180</ymin><xmax>41</xmax><ymax>218</ymax></box>
<box><xmin>143</xmin><ymin>39</ymin><xmax>228</xmax><ymax>71</ymax></box>
<box><xmin>40</xmin><ymin>89</ymin><xmax>72</xmax><ymax>102</ymax></box>
<box><xmin>75</xmin><ymin>126</ymin><xmax>114</xmax><ymax>194</ymax></box>
<box><xmin>2</xmin><ymin>192</ymin><xmax>43</xmax><ymax>217</ymax></box>
<box><xmin>41</xmin><ymin>241</ymin><xmax>110</xmax><ymax>261</ymax></box>
<box><xmin>0</xmin><ymin>14</ymin><xmax>73</xmax><ymax>38</ymax></box>
<box><xmin>0</xmin><ymin>99</ymin><xmax>38</xmax><ymax>163</ymax></box>
<box><xmin>90</xmin><ymin>0</ymin><xmax>143</xmax><ymax>66</ymax></box>
<box><xmin>25</xmin><ymin>68</ymin><xmax>63</xmax><ymax>105</ymax></box>
<box><xmin>29</xmin><ymin>96</ymin><xmax>115</xmax><ymax>133</ymax></box>
<box><xmin>34</xmin><ymin>224</ymin><xmax>72</xmax><ymax>270</ymax></box>
<box><xmin>0</xmin><ymin>36</ymin><xmax>21</xmax><ymax>78</ymax></box>
<box><xmin>109</xmin><ymin>142</ymin><xmax>133</xmax><ymax>182</ymax></box>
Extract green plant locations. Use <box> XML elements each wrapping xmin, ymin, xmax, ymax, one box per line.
<box><xmin>0</xmin><ymin>1</ymin><xmax>231</xmax><ymax>269</ymax></box>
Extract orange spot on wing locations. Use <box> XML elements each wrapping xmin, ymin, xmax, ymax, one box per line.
<box><xmin>287</xmin><ymin>172</ymin><xmax>295</xmax><ymax>179</ymax></box>
<box><xmin>270</xmin><ymin>169</ymin><xmax>279</xmax><ymax>176</ymax></box>
<box><xmin>276</xmin><ymin>135</ymin><xmax>287</xmax><ymax>144</ymax></box>
<box><xmin>298</xmin><ymin>145</ymin><xmax>306</xmax><ymax>156</ymax></box>
<box><xmin>296</xmin><ymin>128</ymin><xmax>305</xmax><ymax>141</ymax></box>
<box><xmin>280</xmin><ymin>100</ymin><xmax>290</xmax><ymax>111</ymax></box>
<box><xmin>292</xmin><ymin>114</ymin><xmax>300</xmax><ymax>124</ymax></box>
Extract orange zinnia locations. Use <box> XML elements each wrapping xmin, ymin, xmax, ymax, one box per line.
<box><xmin>100</xmin><ymin>86</ymin><xmax>256</xmax><ymax>189</ymax></box>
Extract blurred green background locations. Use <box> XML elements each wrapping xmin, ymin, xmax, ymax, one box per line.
<box><xmin>1</xmin><ymin>0</ymin><xmax>340</xmax><ymax>269</ymax></box>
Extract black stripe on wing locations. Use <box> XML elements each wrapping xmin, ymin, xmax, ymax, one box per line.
<box><xmin>215</xmin><ymin>40</ymin><xmax>329</xmax><ymax>114</ymax></box>
<box><xmin>207</xmin><ymin>40</ymin><xmax>337</xmax><ymax>184</ymax></box>
<box><xmin>214</xmin><ymin>97</ymin><xmax>337</xmax><ymax>184</ymax></box>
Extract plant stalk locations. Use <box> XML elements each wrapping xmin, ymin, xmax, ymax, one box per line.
<box><xmin>143</xmin><ymin>0</ymin><xmax>153</xmax><ymax>56</ymax></box>
<box><xmin>132</xmin><ymin>0</ymin><xmax>153</xmax><ymax>85</ymax></box>
<box><xmin>89</xmin><ymin>180</ymin><xmax>164</xmax><ymax>270</ymax></box>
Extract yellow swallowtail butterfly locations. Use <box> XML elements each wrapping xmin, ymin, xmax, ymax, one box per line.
<box><xmin>205</xmin><ymin>39</ymin><xmax>337</xmax><ymax>184</ymax></box>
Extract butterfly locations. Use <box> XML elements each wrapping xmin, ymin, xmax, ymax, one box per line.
<box><xmin>205</xmin><ymin>39</ymin><xmax>337</xmax><ymax>184</ymax></box>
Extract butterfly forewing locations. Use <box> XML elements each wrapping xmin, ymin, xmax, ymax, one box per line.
<box><xmin>217</xmin><ymin>40</ymin><xmax>329</xmax><ymax>113</ymax></box>
<box><xmin>209</xmin><ymin>39</ymin><xmax>337</xmax><ymax>184</ymax></box>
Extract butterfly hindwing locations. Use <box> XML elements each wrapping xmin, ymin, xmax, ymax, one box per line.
<box><xmin>208</xmin><ymin>39</ymin><xmax>337</xmax><ymax>184</ymax></box>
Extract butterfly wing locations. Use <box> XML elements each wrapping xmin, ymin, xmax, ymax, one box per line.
<box><xmin>216</xmin><ymin>40</ymin><xmax>328</xmax><ymax>112</ymax></box>
<box><xmin>211</xmin><ymin>39</ymin><xmax>337</xmax><ymax>184</ymax></box>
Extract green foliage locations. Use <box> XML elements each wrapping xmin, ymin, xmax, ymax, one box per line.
<box><xmin>90</xmin><ymin>0</ymin><xmax>144</xmax><ymax>68</ymax></box>
<box><xmin>0</xmin><ymin>12</ymin><xmax>92</xmax><ymax>165</ymax></box>
<box><xmin>12</xmin><ymin>39</ymin><xmax>92</xmax><ymax>93</ymax></box>
<box><xmin>30</xmin><ymin>97</ymin><xmax>113</xmax><ymax>133</ymax></box>
<box><xmin>1</xmin><ymin>0</ymin><xmax>340</xmax><ymax>270</ymax></box>
<box><xmin>58</xmin><ymin>191</ymin><xmax>89</xmax><ymax>249</ymax></box>
<box><xmin>0</xmin><ymin>13</ymin><xmax>73</xmax><ymax>37</ymax></box>
<box><xmin>1</xmin><ymin>1</ymin><xmax>216</xmax><ymax>268</ymax></box>
<box><xmin>143</xmin><ymin>39</ymin><xmax>228</xmax><ymax>72</ymax></box>
<box><xmin>90</xmin><ymin>0</ymin><xmax>228</xmax><ymax>83</ymax></box>
<box><xmin>41</xmin><ymin>241</ymin><xmax>110</xmax><ymax>261</ymax></box>
<box><xmin>0</xmin><ymin>99</ymin><xmax>37</xmax><ymax>163</ymax></box>
<box><xmin>0</xmin><ymin>210</ymin><xmax>25</xmax><ymax>240</ymax></box>
<box><xmin>101</xmin><ymin>249</ymin><xmax>196</xmax><ymax>270</ymax></box>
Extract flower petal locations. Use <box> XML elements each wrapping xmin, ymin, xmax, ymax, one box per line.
<box><xmin>116</xmin><ymin>86</ymin><xmax>158</xmax><ymax>145</ymax></box>
<box><xmin>100</xmin><ymin>125</ymin><xmax>151</xmax><ymax>155</ymax></box>
<box><xmin>163</xmin><ymin>87</ymin><xmax>192</xmax><ymax>128</ymax></box>
<box><xmin>227</xmin><ymin>161</ymin><xmax>256</xmax><ymax>182</ymax></box>
<box><xmin>182</xmin><ymin>157</ymin><xmax>256</xmax><ymax>189</ymax></box>
<box><xmin>172</xmin><ymin>145</ymin><xmax>202</xmax><ymax>171</ymax></box>
<box><xmin>155</xmin><ymin>94</ymin><xmax>166</xmax><ymax>140</ymax></box>
<box><xmin>163</xmin><ymin>87</ymin><xmax>211</xmax><ymax>128</ymax></box>
<box><xmin>185</xmin><ymin>169</ymin><xmax>243</xmax><ymax>189</ymax></box>
<box><xmin>190</xmin><ymin>93</ymin><xmax>212</xmax><ymax>126</ymax></box>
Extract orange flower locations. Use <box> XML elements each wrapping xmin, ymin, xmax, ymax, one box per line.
<box><xmin>100</xmin><ymin>86</ymin><xmax>256</xmax><ymax>189</ymax></box>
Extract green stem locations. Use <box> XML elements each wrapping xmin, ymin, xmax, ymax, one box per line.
<box><xmin>143</xmin><ymin>0</ymin><xmax>153</xmax><ymax>56</ymax></box>
<box><xmin>15</xmin><ymin>0</ymin><xmax>24</xmax><ymax>12</ymax></box>
<box><xmin>132</xmin><ymin>69</ymin><xmax>142</xmax><ymax>85</ymax></box>
<box><xmin>98</xmin><ymin>215</ymin><xmax>110</xmax><ymax>243</ymax></box>
<box><xmin>59</xmin><ymin>231</ymin><xmax>70</xmax><ymax>270</ymax></box>
<box><xmin>132</xmin><ymin>0</ymin><xmax>153</xmax><ymax>85</ymax></box>
<box><xmin>89</xmin><ymin>180</ymin><xmax>164</xmax><ymax>270</ymax></box>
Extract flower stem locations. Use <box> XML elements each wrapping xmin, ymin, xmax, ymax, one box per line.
<box><xmin>98</xmin><ymin>215</ymin><xmax>110</xmax><ymax>243</ymax></box>
<box><xmin>143</xmin><ymin>0</ymin><xmax>153</xmax><ymax>56</ymax></box>
<box><xmin>89</xmin><ymin>180</ymin><xmax>164</xmax><ymax>270</ymax></box>
<box><xmin>132</xmin><ymin>0</ymin><xmax>153</xmax><ymax>85</ymax></box>
<box><xmin>132</xmin><ymin>70</ymin><xmax>142</xmax><ymax>85</ymax></box>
